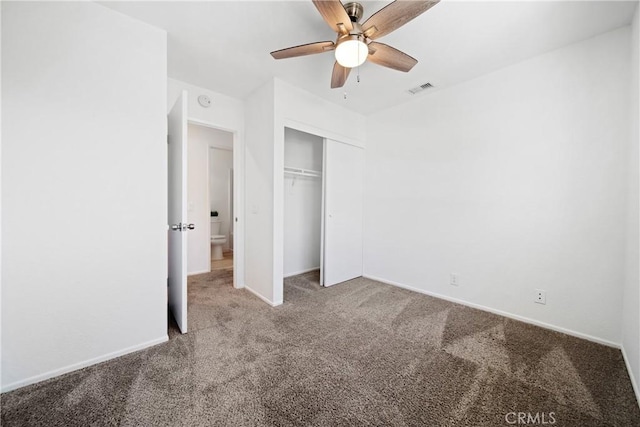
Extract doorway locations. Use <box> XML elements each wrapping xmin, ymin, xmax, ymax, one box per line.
<box><xmin>167</xmin><ymin>89</ymin><xmax>244</xmax><ymax>335</ymax></box>
<box><xmin>185</xmin><ymin>123</ymin><xmax>235</xmax><ymax>279</ymax></box>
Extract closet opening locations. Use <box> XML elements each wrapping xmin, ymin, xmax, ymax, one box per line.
<box><xmin>280</xmin><ymin>126</ymin><xmax>364</xmax><ymax>304</ymax></box>
<box><xmin>284</xmin><ymin>128</ymin><xmax>325</xmax><ymax>297</ymax></box>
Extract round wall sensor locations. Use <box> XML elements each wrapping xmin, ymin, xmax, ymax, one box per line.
<box><xmin>198</xmin><ymin>95</ymin><xmax>211</xmax><ymax>108</ymax></box>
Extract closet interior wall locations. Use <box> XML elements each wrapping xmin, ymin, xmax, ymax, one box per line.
<box><xmin>283</xmin><ymin>128</ymin><xmax>323</xmax><ymax>278</ymax></box>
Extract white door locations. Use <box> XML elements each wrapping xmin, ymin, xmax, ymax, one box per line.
<box><xmin>323</xmin><ymin>139</ymin><xmax>364</xmax><ymax>287</ymax></box>
<box><xmin>168</xmin><ymin>91</ymin><xmax>188</xmax><ymax>333</ymax></box>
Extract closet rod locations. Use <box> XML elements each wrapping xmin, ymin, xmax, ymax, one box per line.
<box><xmin>284</xmin><ymin>166</ymin><xmax>322</xmax><ymax>178</ymax></box>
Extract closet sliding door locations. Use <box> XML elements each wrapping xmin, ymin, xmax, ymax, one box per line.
<box><xmin>323</xmin><ymin>139</ymin><xmax>364</xmax><ymax>287</ymax></box>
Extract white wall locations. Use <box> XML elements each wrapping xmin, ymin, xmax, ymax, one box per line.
<box><xmin>623</xmin><ymin>4</ymin><xmax>640</xmax><ymax>400</ymax></box>
<box><xmin>244</xmin><ymin>80</ymin><xmax>276</xmax><ymax>304</ymax></box>
<box><xmin>168</xmin><ymin>78</ymin><xmax>244</xmax><ymax>286</ymax></box>
<box><xmin>364</xmin><ymin>27</ymin><xmax>631</xmax><ymax>345</ymax></box>
<box><xmin>0</xmin><ymin>1</ymin><xmax>4</xmax><ymax>390</ymax></box>
<box><xmin>196</xmin><ymin>125</ymin><xmax>233</xmax><ymax>151</ymax></box>
<box><xmin>284</xmin><ymin>128</ymin><xmax>323</xmax><ymax>277</ymax></box>
<box><xmin>169</xmin><ymin>79</ymin><xmax>243</xmax><ymax>134</ymax></box>
<box><xmin>209</xmin><ymin>147</ymin><xmax>233</xmax><ymax>250</ymax></box>
<box><xmin>1</xmin><ymin>2</ymin><xmax>167</xmax><ymax>391</ymax></box>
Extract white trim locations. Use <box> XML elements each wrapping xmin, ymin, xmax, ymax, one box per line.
<box><xmin>206</xmin><ymin>144</ymin><xmax>212</xmax><ymax>267</ymax></box>
<box><xmin>284</xmin><ymin>267</ymin><xmax>320</xmax><ymax>278</ymax></box>
<box><xmin>363</xmin><ymin>275</ymin><xmax>621</xmax><ymax>349</ymax></box>
<box><xmin>187</xmin><ymin>268</ymin><xmax>211</xmax><ymax>276</ymax></box>
<box><xmin>621</xmin><ymin>345</ymin><xmax>640</xmax><ymax>406</ymax></box>
<box><xmin>187</xmin><ymin>118</ymin><xmax>236</xmax><ymax>134</ymax></box>
<box><xmin>1</xmin><ymin>336</ymin><xmax>168</xmax><ymax>393</ymax></box>
<box><xmin>244</xmin><ymin>285</ymin><xmax>282</xmax><ymax>307</ymax></box>
<box><xmin>284</xmin><ymin>166</ymin><xmax>322</xmax><ymax>178</ymax></box>
<box><xmin>320</xmin><ymin>138</ymin><xmax>326</xmax><ymax>287</ymax></box>
<box><xmin>208</xmin><ymin>144</ymin><xmax>232</xmax><ymax>152</ymax></box>
<box><xmin>282</xmin><ymin>119</ymin><xmax>365</xmax><ymax>149</ymax></box>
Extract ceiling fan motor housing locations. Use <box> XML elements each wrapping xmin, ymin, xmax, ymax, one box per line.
<box><xmin>338</xmin><ymin>22</ymin><xmax>365</xmax><ymax>43</ymax></box>
<box><xmin>343</xmin><ymin>2</ymin><xmax>364</xmax><ymax>22</ymax></box>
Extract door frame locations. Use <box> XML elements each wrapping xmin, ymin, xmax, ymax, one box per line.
<box><xmin>188</xmin><ymin>118</ymin><xmax>245</xmax><ymax>289</ymax></box>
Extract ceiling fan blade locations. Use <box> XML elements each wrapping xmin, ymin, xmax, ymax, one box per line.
<box><xmin>331</xmin><ymin>61</ymin><xmax>351</xmax><ymax>88</ymax></box>
<box><xmin>362</xmin><ymin>0</ymin><xmax>439</xmax><ymax>40</ymax></box>
<box><xmin>312</xmin><ymin>0</ymin><xmax>353</xmax><ymax>35</ymax></box>
<box><xmin>367</xmin><ymin>42</ymin><xmax>417</xmax><ymax>72</ymax></box>
<box><xmin>271</xmin><ymin>41</ymin><xmax>335</xmax><ymax>59</ymax></box>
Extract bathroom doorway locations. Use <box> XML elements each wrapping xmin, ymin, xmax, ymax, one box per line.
<box><xmin>179</xmin><ymin>118</ymin><xmax>241</xmax><ymax>336</ymax></box>
<box><xmin>185</xmin><ymin>122</ymin><xmax>235</xmax><ymax>281</ymax></box>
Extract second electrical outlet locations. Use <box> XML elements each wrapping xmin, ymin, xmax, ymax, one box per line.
<box><xmin>535</xmin><ymin>289</ymin><xmax>547</xmax><ymax>305</ymax></box>
<box><xmin>450</xmin><ymin>273</ymin><xmax>459</xmax><ymax>286</ymax></box>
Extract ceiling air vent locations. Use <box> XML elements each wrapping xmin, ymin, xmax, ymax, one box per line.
<box><xmin>408</xmin><ymin>82</ymin><xmax>434</xmax><ymax>95</ymax></box>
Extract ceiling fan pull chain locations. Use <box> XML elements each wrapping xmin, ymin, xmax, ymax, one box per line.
<box><xmin>357</xmin><ymin>42</ymin><xmax>361</xmax><ymax>83</ymax></box>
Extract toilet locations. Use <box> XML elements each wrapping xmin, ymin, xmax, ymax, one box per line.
<box><xmin>210</xmin><ymin>218</ymin><xmax>228</xmax><ymax>260</ymax></box>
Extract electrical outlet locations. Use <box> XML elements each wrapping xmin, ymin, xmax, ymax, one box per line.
<box><xmin>535</xmin><ymin>289</ymin><xmax>546</xmax><ymax>305</ymax></box>
<box><xmin>450</xmin><ymin>273</ymin><xmax>459</xmax><ymax>286</ymax></box>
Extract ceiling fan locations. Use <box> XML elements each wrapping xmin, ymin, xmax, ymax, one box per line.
<box><xmin>270</xmin><ymin>0</ymin><xmax>439</xmax><ymax>89</ymax></box>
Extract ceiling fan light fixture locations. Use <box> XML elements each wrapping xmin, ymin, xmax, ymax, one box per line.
<box><xmin>270</xmin><ymin>0</ymin><xmax>439</xmax><ymax>88</ymax></box>
<box><xmin>335</xmin><ymin>36</ymin><xmax>367</xmax><ymax>68</ymax></box>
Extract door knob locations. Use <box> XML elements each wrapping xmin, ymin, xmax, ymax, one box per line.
<box><xmin>170</xmin><ymin>223</ymin><xmax>194</xmax><ymax>231</ymax></box>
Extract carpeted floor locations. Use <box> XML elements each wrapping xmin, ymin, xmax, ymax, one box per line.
<box><xmin>2</xmin><ymin>270</ymin><xmax>639</xmax><ymax>426</ymax></box>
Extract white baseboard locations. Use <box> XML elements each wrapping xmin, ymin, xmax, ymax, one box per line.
<box><xmin>243</xmin><ymin>285</ymin><xmax>282</xmax><ymax>307</ymax></box>
<box><xmin>621</xmin><ymin>345</ymin><xmax>640</xmax><ymax>406</ymax></box>
<box><xmin>188</xmin><ymin>268</ymin><xmax>211</xmax><ymax>276</ymax></box>
<box><xmin>363</xmin><ymin>275</ymin><xmax>620</xmax><ymax>349</ymax></box>
<box><xmin>284</xmin><ymin>267</ymin><xmax>320</xmax><ymax>278</ymax></box>
<box><xmin>1</xmin><ymin>335</ymin><xmax>168</xmax><ymax>393</ymax></box>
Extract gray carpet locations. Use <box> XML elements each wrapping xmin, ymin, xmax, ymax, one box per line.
<box><xmin>2</xmin><ymin>270</ymin><xmax>639</xmax><ymax>426</ymax></box>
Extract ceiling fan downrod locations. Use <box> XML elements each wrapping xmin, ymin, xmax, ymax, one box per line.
<box><xmin>343</xmin><ymin>2</ymin><xmax>364</xmax><ymax>22</ymax></box>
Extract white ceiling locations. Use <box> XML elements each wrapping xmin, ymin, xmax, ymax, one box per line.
<box><xmin>101</xmin><ymin>1</ymin><xmax>637</xmax><ymax>115</ymax></box>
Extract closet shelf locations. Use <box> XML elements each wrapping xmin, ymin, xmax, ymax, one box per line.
<box><xmin>284</xmin><ymin>166</ymin><xmax>322</xmax><ymax>178</ymax></box>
